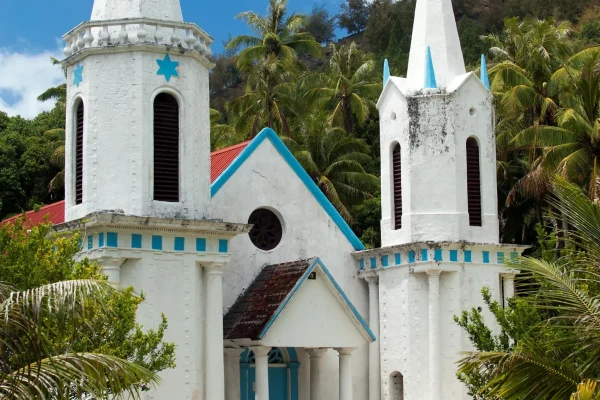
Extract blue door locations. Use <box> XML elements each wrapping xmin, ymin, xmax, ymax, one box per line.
<box><xmin>240</xmin><ymin>347</ymin><xmax>298</xmax><ymax>400</ymax></box>
<box><xmin>246</xmin><ymin>368</ymin><xmax>288</xmax><ymax>400</ymax></box>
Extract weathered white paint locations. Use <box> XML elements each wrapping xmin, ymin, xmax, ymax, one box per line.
<box><xmin>365</xmin><ymin>277</ymin><xmax>381</xmax><ymax>400</ymax></box>
<box><xmin>63</xmin><ymin>48</ymin><xmax>211</xmax><ymax>223</ymax></box>
<box><xmin>211</xmin><ymin>138</ymin><xmax>369</xmax><ymax>400</ymax></box>
<box><xmin>427</xmin><ymin>270</ymin><xmax>442</xmax><ymax>400</ymax></box>
<box><xmin>97</xmin><ymin>256</ymin><xmax>125</xmax><ymax>283</ymax></box>
<box><xmin>91</xmin><ymin>0</ymin><xmax>183</xmax><ymax>21</ymax></box>
<box><xmin>407</xmin><ymin>0</ymin><xmax>465</xmax><ymax>88</ymax></box>
<box><xmin>251</xmin><ymin>346</ymin><xmax>271</xmax><ymax>400</ymax></box>
<box><xmin>260</xmin><ymin>268</ymin><xmax>368</xmax><ymax>348</ymax></box>
<box><xmin>337</xmin><ymin>348</ymin><xmax>355</xmax><ymax>400</ymax></box>
<box><xmin>378</xmin><ymin>74</ymin><xmax>498</xmax><ymax>247</ymax></box>
<box><xmin>502</xmin><ymin>272</ymin><xmax>517</xmax><ymax>305</ymax></box>
<box><xmin>206</xmin><ymin>266</ymin><xmax>226</xmax><ymax>400</ymax></box>
<box><xmin>307</xmin><ymin>348</ymin><xmax>327</xmax><ymax>400</ymax></box>
<box><xmin>224</xmin><ymin>348</ymin><xmax>243</xmax><ymax>400</ymax></box>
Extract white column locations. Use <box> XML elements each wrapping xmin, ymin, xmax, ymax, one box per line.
<box><xmin>502</xmin><ymin>272</ymin><xmax>517</xmax><ymax>307</ymax></box>
<box><xmin>427</xmin><ymin>270</ymin><xmax>442</xmax><ymax>400</ymax></box>
<box><xmin>205</xmin><ymin>265</ymin><xmax>225</xmax><ymax>400</ymax></box>
<box><xmin>224</xmin><ymin>348</ymin><xmax>243</xmax><ymax>400</ymax></box>
<box><xmin>307</xmin><ymin>348</ymin><xmax>327</xmax><ymax>400</ymax></box>
<box><xmin>365</xmin><ymin>276</ymin><xmax>381</xmax><ymax>400</ymax></box>
<box><xmin>336</xmin><ymin>348</ymin><xmax>354</xmax><ymax>400</ymax></box>
<box><xmin>98</xmin><ymin>257</ymin><xmax>126</xmax><ymax>284</ymax></box>
<box><xmin>251</xmin><ymin>346</ymin><xmax>271</xmax><ymax>400</ymax></box>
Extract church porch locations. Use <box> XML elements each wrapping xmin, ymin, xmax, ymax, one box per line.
<box><xmin>223</xmin><ymin>258</ymin><xmax>375</xmax><ymax>400</ymax></box>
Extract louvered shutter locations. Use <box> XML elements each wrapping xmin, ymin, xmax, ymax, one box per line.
<box><xmin>393</xmin><ymin>143</ymin><xmax>402</xmax><ymax>230</ymax></box>
<box><xmin>153</xmin><ymin>93</ymin><xmax>179</xmax><ymax>202</ymax></box>
<box><xmin>75</xmin><ymin>102</ymin><xmax>84</xmax><ymax>205</ymax></box>
<box><xmin>466</xmin><ymin>138</ymin><xmax>482</xmax><ymax>227</ymax></box>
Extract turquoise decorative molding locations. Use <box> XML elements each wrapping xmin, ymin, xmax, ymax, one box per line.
<box><xmin>483</xmin><ymin>251</ymin><xmax>490</xmax><ymax>264</ymax></box>
<box><xmin>87</xmin><ymin>235</ymin><xmax>93</xmax><ymax>250</ymax></box>
<box><xmin>497</xmin><ymin>252</ymin><xmax>505</xmax><ymax>264</ymax></box>
<box><xmin>219</xmin><ymin>239</ymin><xmax>228</xmax><ymax>253</ymax></box>
<box><xmin>156</xmin><ymin>54</ymin><xmax>179</xmax><ymax>82</ymax></box>
<box><xmin>382</xmin><ymin>255</ymin><xmax>389</xmax><ymax>267</ymax></box>
<box><xmin>370</xmin><ymin>257</ymin><xmax>377</xmax><ymax>269</ymax></box>
<box><xmin>174</xmin><ymin>237</ymin><xmax>185</xmax><ymax>252</ymax></box>
<box><xmin>196</xmin><ymin>238</ymin><xmax>206</xmax><ymax>252</ymax></box>
<box><xmin>73</xmin><ymin>63</ymin><xmax>83</xmax><ymax>87</ymax></box>
<box><xmin>152</xmin><ymin>235</ymin><xmax>163</xmax><ymax>251</ymax></box>
<box><xmin>408</xmin><ymin>251</ymin><xmax>416</xmax><ymax>263</ymax></box>
<box><xmin>434</xmin><ymin>249</ymin><xmax>443</xmax><ymax>262</ymax></box>
<box><xmin>98</xmin><ymin>232</ymin><xmax>104</xmax><ymax>248</ymax></box>
<box><xmin>107</xmin><ymin>232</ymin><xmax>118</xmax><ymax>248</ymax></box>
<box><xmin>450</xmin><ymin>250</ymin><xmax>458</xmax><ymax>262</ymax></box>
<box><xmin>131</xmin><ymin>234</ymin><xmax>142</xmax><ymax>249</ymax></box>
<box><xmin>464</xmin><ymin>250</ymin><xmax>472</xmax><ymax>263</ymax></box>
<box><xmin>395</xmin><ymin>253</ymin><xmax>401</xmax><ymax>265</ymax></box>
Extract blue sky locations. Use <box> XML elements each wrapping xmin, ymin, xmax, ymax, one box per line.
<box><xmin>0</xmin><ymin>0</ymin><xmax>347</xmax><ymax>118</ymax></box>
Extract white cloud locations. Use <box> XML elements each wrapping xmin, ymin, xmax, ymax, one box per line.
<box><xmin>0</xmin><ymin>48</ymin><xmax>65</xmax><ymax>119</ymax></box>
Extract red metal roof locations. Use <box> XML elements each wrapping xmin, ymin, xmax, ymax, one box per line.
<box><xmin>210</xmin><ymin>141</ymin><xmax>250</xmax><ymax>183</ymax></box>
<box><xmin>2</xmin><ymin>200</ymin><xmax>65</xmax><ymax>227</ymax></box>
<box><xmin>1</xmin><ymin>142</ymin><xmax>250</xmax><ymax>227</ymax></box>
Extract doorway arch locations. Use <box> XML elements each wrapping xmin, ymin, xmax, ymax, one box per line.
<box><xmin>240</xmin><ymin>347</ymin><xmax>299</xmax><ymax>400</ymax></box>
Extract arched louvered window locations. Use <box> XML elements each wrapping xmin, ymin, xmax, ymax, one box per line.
<box><xmin>153</xmin><ymin>93</ymin><xmax>179</xmax><ymax>202</ymax></box>
<box><xmin>75</xmin><ymin>101</ymin><xmax>84</xmax><ymax>205</ymax></box>
<box><xmin>393</xmin><ymin>143</ymin><xmax>402</xmax><ymax>230</ymax></box>
<box><xmin>466</xmin><ymin>138</ymin><xmax>482</xmax><ymax>227</ymax></box>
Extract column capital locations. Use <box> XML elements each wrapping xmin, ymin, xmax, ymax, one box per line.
<box><xmin>306</xmin><ymin>348</ymin><xmax>328</xmax><ymax>358</ymax></box>
<box><xmin>249</xmin><ymin>345</ymin><xmax>271</xmax><ymax>357</ymax></box>
<box><xmin>364</xmin><ymin>275</ymin><xmax>379</xmax><ymax>286</ymax></box>
<box><xmin>224</xmin><ymin>347</ymin><xmax>244</xmax><ymax>358</ymax></box>
<box><xmin>500</xmin><ymin>270</ymin><xmax>519</xmax><ymax>280</ymax></box>
<box><xmin>204</xmin><ymin>263</ymin><xmax>226</xmax><ymax>275</ymax></box>
<box><xmin>427</xmin><ymin>269</ymin><xmax>442</xmax><ymax>277</ymax></box>
<box><xmin>97</xmin><ymin>256</ymin><xmax>127</xmax><ymax>267</ymax></box>
<box><xmin>334</xmin><ymin>347</ymin><xmax>355</xmax><ymax>356</ymax></box>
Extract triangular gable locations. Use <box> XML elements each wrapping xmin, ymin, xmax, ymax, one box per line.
<box><xmin>211</xmin><ymin>128</ymin><xmax>366</xmax><ymax>251</ymax></box>
<box><xmin>259</xmin><ymin>258</ymin><xmax>375</xmax><ymax>344</ymax></box>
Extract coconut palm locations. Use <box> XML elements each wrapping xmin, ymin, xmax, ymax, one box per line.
<box><xmin>284</xmin><ymin>113</ymin><xmax>379</xmax><ymax>222</ymax></box>
<box><xmin>303</xmin><ymin>43</ymin><xmax>380</xmax><ymax>136</ymax></box>
<box><xmin>38</xmin><ymin>57</ymin><xmax>67</xmax><ymax>110</ymax></box>
<box><xmin>485</xmin><ymin>18</ymin><xmax>572</xmax><ymax>123</ymax></box>
<box><xmin>226</xmin><ymin>0</ymin><xmax>321</xmax><ymax>70</ymax></box>
<box><xmin>210</xmin><ymin>108</ymin><xmax>244</xmax><ymax>150</ymax></box>
<box><xmin>228</xmin><ymin>55</ymin><xmax>299</xmax><ymax>137</ymax></box>
<box><xmin>458</xmin><ymin>179</ymin><xmax>600</xmax><ymax>399</ymax></box>
<box><xmin>511</xmin><ymin>47</ymin><xmax>600</xmax><ymax>200</ymax></box>
<box><xmin>0</xmin><ymin>279</ymin><xmax>158</xmax><ymax>398</ymax></box>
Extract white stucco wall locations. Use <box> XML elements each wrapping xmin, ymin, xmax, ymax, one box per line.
<box><xmin>64</xmin><ymin>49</ymin><xmax>211</xmax><ymax>223</ymax></box>
<box><xmin>91</xmin><ymin>0</ymin><xmax>184</xmax><ymax>21</ymax></box>
<box><xmin>378</xmin><ymin>256</ymin><xmax>514</xmax><ymax>400</ymax></box>
<box><xmin>378</xmin><ymin>74</ymin><xmax>499</xmax><ymax>247</ymax></box>
<box><xmin>211</xmin><ymin>139</ymin><xmax>369</xmax><ymax>400</ymax></box>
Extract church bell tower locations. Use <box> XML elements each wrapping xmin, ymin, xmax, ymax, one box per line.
<box><xmin>354</xmin><ymin>0</ymin><xmax>526</xmax><ymax>399</ymax></box>
<box><xmin>57</xmin><ymin>2</ymin><xmax>249</xmax><ymax>399</ymax></box>
<box><xmin>62</xmin><ymin>0</ymin><xmax>214</xmax><ymax>222</ymax></box>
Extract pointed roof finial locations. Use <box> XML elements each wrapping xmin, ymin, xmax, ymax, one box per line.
<box><xmin>480</xmin><ymin>54</ymin><xmax>490</xmax><ymax>90</ymax></box>
<box><xmin>425</xmin><ymin>47</ymin><xmax>437</xmax><ymax>89</ymax></box>
<box><xmin>383</xmin><ymin>59</ymin><xmax>391</xmax><ymax>87</ymax></box>
<box><xmin>407</xmin><ymin>0</ymin><xmax>466</xmax><ymax>88</ymax></box>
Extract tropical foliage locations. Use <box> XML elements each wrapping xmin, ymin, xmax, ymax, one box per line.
<box><xmin>0</xmin><ymin>279</ymin><xmax>159</xmax><ymax>398</ymax></box>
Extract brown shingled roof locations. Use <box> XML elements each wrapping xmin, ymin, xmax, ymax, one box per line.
<box><xmin>223</xmin><ymin>258</ymin><xmax>314</xmax><ymax>341</ymax></box>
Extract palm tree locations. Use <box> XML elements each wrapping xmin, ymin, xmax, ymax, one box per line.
<box><xmin>458</xmin><ymin>178</ymin><xmax>600</xmax><ymax>399</ymax></box>
<box><xmin>0</xmin><ymin>279</ymin><xmax>158</xmax><ymax>398</ymax></box>
<box><xmin>210</xmin><ymin>108</ymin><xmax>244</xmax><ymax>150</ymax></box>
<box><xmin>228</xmin><ymin>55</ymin><xmax>299</xmax><ymax>137</ymax></box>
<box><xmin>226</xmin><ymin>0</ymin><xmax>321</xmax><ymax>70</ymax></box>
<box><xmin>512</xmin><ymin>47</ymin><xmax>600</xmax><ymax>200</ymax></box>
<box><xmin>38</xmin><ymin>57</ymin><xmax>67</xmax><ymax>110</ymax></box>
<box><xmin>284</xmin><ymin>113</ymin><xmax>379</xmax><ymax>222</ymax></box>
<box><xmin>304</xmin><ymin>43</ymin><xmax>380</xmax><ymax>136</ymax></box>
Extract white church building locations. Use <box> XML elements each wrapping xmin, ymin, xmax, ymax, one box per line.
<box><xmin>12</xmin><ymin>0</ymin><xmax>526</xmax><ymax>398</ymax></box>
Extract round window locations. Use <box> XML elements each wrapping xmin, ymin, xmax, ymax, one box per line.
<box><xmin>248</xmin><ymin>209</ymin><xmax>283</xmax><ymax>251</ymax></box>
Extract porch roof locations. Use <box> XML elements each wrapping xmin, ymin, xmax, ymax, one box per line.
<box><xmin>223</xmin><ymin>258</ymin><xmax>375</xmax><ymax>348</ymax></box>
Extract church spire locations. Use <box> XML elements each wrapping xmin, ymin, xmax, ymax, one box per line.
<box><xmin>91</xmin><ymin>0</ymin><xmax>183</xmax><ymax>22</ymax></box>
<box><xmin>406</xmin><ymin>0</ymin><xmax>466</xmax><ymax>89</ymax></box>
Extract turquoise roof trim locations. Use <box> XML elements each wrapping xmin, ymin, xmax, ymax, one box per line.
<box><xmin>383</xmin><ymin>59</ymin><xmax>391</xmax><ymax>87</ymax></box>
<box><xmin>425</xmin><ymin>46</ymin><xmax>438</xmax><ymax>89</ymax></box>
<box><xmin>480</xmin><ymin>54</ymin><xmax>491</xmax><ymax>90</ymax></box>
<box><xmin>258</xmin><ymin>258</ymin><xmax>376</xmax><ymax>341</ymax></box>
<box><xmin>211</xmin><ymin>128</ymin><xmax>366</xmax><ymax>251</ymax></box>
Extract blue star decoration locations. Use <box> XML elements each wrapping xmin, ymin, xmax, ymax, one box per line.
<box><xmin>156</xmin><ymin>54</ymin><xmax>179</xmax><ymax>82</ymax></box>
<box><xmin>73</xmin><ymin>64</ymin><xmax>84</xmax><ymax>87</ymax></box>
